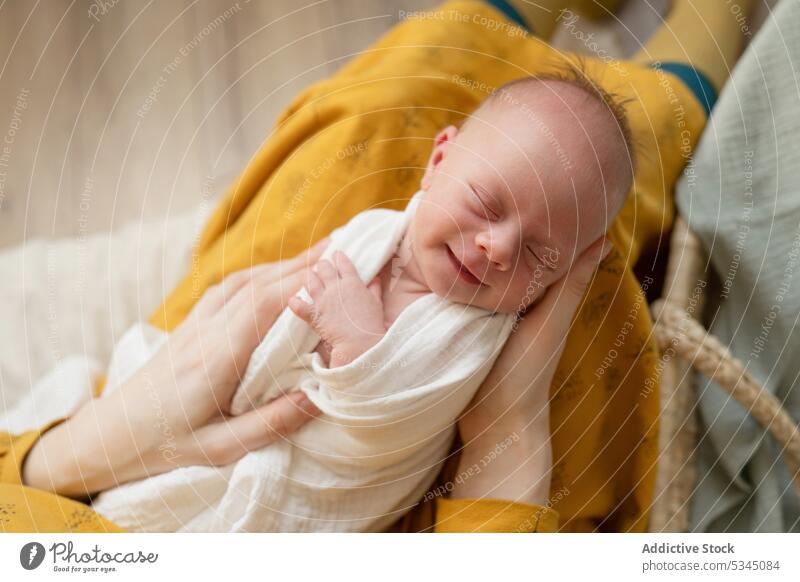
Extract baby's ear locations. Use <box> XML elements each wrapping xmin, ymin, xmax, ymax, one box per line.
<box><xmin>434</xmin><ymin>125</ymin><xmax>458</xmax><ymax>146</ymax></box>
<box><xmin>421</xmin><ymin>125</ymin><xmax>459</xmax><ymax>190</ymax></box>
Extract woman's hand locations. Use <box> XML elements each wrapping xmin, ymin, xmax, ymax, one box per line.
<box><xmin>22</xmin><ymin>238</ymin><xmax>329</xmax><ymax>498</ymax></box>
<box><xmin>451</xmin><ymin>237</ymin><xmax>613</xmax><ymax>505</ymax></box>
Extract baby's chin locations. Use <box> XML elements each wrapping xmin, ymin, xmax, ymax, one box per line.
<box><xmin>433</xmin><ymin>288</ymin><xmax>530</xmax><ymax>315</ymax></box>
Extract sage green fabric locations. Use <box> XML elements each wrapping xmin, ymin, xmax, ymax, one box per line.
<box><xmin>676</xmin><ymin>0</ymin><xmax>800</xmax><ymax>533</ymax></box>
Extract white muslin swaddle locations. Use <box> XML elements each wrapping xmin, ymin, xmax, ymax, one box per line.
<box><xmin>23</xmin><ymin>190</ymin><xmax>516</xmax><ymax>532</ymax></box>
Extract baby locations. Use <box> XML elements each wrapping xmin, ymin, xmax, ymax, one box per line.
<box><xmin>88</xmin><ymin>68</ymin><xmax>634</xmax><ymax>532</ymax></box>
<box><xmin>291</xmin><ymin>69</ymin><xmax>633</xmax><ymax>369</ymax></box>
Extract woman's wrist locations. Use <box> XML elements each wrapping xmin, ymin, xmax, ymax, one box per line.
<box><xmin>451</xmin><ymin>437</ymin><xmax>552</xmax><ymax>506</ymax></box>
<box><xmin>22</xmin><ymin>420</ymin><xmax>94</xmax><ymax>497</ymax></box>
<box><xmin>452</xmin><ymin>411</ymin><xmax>552</xmax><ymax>507</ymax></box>
<box><xmin>21</xmin><ymin>395</ymin><xmax>141</xmax><ymax>498</ymax></box>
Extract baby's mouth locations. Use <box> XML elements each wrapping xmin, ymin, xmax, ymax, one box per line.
<box><xmin>446</xmin><ymin>245</ymin><xmax>485</xmax><ymax>286</ymax></box>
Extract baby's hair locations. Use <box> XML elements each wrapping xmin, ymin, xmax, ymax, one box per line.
<box><xmin>466</xmin><ymin>58</ymin><xmax>637</xmax><ymax>181</ymax></box>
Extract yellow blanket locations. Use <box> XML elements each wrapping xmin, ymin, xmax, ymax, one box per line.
<box><xmin>149</xmin><ymin>1</ymin><xmax>706</xmax><ymax>531</ymax></box>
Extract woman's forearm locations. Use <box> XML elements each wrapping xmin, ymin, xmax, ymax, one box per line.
<box><xmin>21</xmin><ymin>391</ymin><xmax>154</xmax><ymax>497</ymax></box>
<box><xmin>451</xmin><ymin>289</ymin><xmax>560</xmax><ymax>506</ymax></box>
<box><xmin>451</xmin><ymin>415</ymin><xmax>552</xmax><ymax>506</ymax></box>
<box><xmin>452</xmin><ymin>365</ymin><xmax>554</xmax><ymax>506</ymax></box>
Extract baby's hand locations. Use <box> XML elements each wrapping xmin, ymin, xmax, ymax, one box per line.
<box><xmin>288</xmin><ymin>250</ymin><xmax>386</xmax><ymax>367</ymax></box>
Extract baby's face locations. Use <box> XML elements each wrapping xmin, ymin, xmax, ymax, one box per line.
<box><xmin>411</xmin><ymin>95</ymin><xmax>625</xmax><ymax>314</ymax></box>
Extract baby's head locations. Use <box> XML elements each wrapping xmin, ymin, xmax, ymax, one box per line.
<box><xmin>410</xmin><ymin>64</ymin><xmax>634</xmax><ymax>314</ymax></box>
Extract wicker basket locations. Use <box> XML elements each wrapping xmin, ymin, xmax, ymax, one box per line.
<box><xmin>647</xmin><ymin>216</ymin><xmax>800</xmax><ymax>532</ymax></box>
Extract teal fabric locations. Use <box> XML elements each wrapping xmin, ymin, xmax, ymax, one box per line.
<box><xmin>652</xmin><ymin>62</ymin><xmax>717</xmax><ymax>117</ymax></box>
<box><xmin>484</xmin><ymin>0</ymin><xmax>530</xmax><ymax>31</ymax></box>
<box><xmin>675</xmin><ymin>0</ymin><xmax>800</xmax><ymax>533</ymax></box>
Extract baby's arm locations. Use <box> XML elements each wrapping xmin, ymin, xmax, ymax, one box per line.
<box><xmin>288</xmin><ymin>250</ymin><xmax>386</xmax><ymax>368</ymax></box>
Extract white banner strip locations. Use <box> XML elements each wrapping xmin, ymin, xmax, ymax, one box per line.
<box><xmin>2</xmin><ymin>533</ymin><xmax>799</xmax><ymax>580</ymax></box>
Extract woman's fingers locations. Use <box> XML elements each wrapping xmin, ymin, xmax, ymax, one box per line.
<box><xmin>188</xmin><ymin>280</ymin><xmax>229</xmax><ymax>320</ymax></box>
<box><xmin>189</xmin><ymin>268</ymin><xmax>273</xmax><ymax>321</ymax></box>
<box><xmin>260</xmin><ymin>263</ymin><xmax>318</xmax><ymax>313</ymax></box>
<box><xmin>287</xmin><ymin>237</ymin><xmax>331</xmax><ymax>270</ymax></box>
<box><xmin>194</xmin><ymin>392</ymin><xmax>322</xmax><ymax>467</ymax></box>
<box><xmin>560</xmin><ymin>237</ymin><xmax>612</xmax><ymax>298</ymax></box>
<box><xmin>302</xmin><ymin>236</ymin><xmax>331</xmax><ymax>264</ymax></box>
<box><xmin>81</xmin><ymin>393</ymin><xmax>322</xmax><ymax>488</ymax></box>
<box><xmin>219</xmin><ymin>267</ymin><xmax>316</xmax><ymax>359</ymax></box>
<box><xmin>224</xmin><ymin>264</ymin><xmax>312</xmax><ymax>328</ymax></box>
<box><xmin>269</xmin><ymin>237</ymin><xmax>332</xmax><ymax>282</ymax></box>
<box><xmin>190</xmin><ymin>237</ymin><xmax>331</xmax><ymax>319</ymax></box>
<box><xmin>272</xmin><ymin>267</ymin><xmax>315</xmax><ymax>312</ymax></box>
<box><xmin>521</xmin><ymin>237</ymin><xmax>612</xmax><ymax>342</ymax></box>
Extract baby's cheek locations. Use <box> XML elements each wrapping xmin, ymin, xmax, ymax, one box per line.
<box><xmin>419</xmin><ymin>208</ymin><xmax>451</xmax><ymax>243</ymax></box>
<box><xmin>500</xmin><ymin>274</ymin><xmax>536</xmax><ymax>312</ymax></box>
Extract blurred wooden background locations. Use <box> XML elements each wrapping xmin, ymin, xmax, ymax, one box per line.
<box><xmin>0</xmin><ymin>0</ymin><xmax>443</xmax><ymax>248</ymax></box>
<box><xmin>0</xmin><ymin>0</ymin><xmax>770</xmax><ymax>249</ymax></box>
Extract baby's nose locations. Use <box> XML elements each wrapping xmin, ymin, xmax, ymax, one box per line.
<box><xmin>476</xmin><ymin>231</ymin><xmax>514</xmax><ymax>272</ymax></box>
<box><xmin>490</xmin><ymin>251</ymin><xmax>512</xmax><ymax>272</ymax></box>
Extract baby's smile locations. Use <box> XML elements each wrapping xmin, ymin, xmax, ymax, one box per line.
<box><xmin>445</xmin><ymin>244</ymin><xmax>487</xmax><ymax>287</ymax></box>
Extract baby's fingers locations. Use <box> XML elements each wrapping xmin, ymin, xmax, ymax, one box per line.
<box><xmin>315</xmin><ymin>259</ymin><xmax>338</xmax><ymax>284</ymax></box>
<box><xmin>288</xmin><ymin>296</ymin><xmax>315</xmax><ymax>324</ymax></box>
<box><xmin>306</xmin><ymin>269</ymin><xmax>325</xmax><ymax>300</ymax></box>
<box><xmin>332</xmin><ymin>250</ymin><xmax>359</xmax><ymax>279</ymax></box>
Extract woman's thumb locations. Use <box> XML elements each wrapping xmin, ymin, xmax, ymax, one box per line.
<box><xmin>563</xmin><ymin>237</ymin><xmax>612</xmax><ymax>296</ymax></box>
<box><xmin>522</xmin><ymin>237</ymin><xmax>612</xmax><ymax>334</ymax></box>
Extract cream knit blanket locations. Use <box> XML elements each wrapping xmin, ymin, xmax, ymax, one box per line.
<box><xmin>81</xmin><ymin>190</ymin><xmax>515</xmax><ymax>531</ymax></box>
